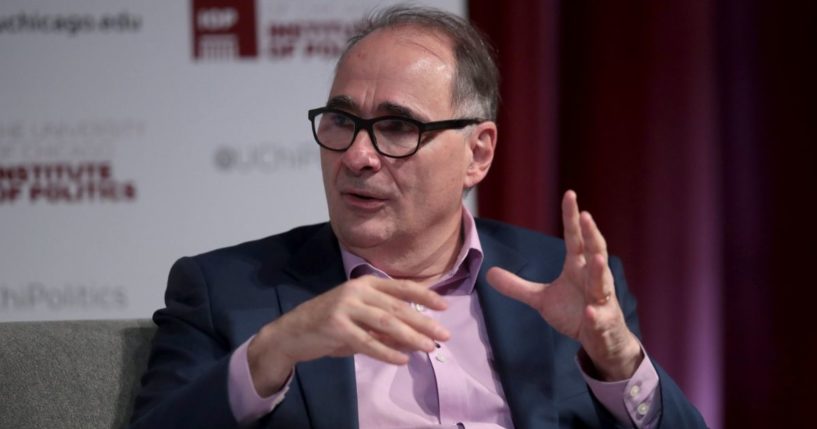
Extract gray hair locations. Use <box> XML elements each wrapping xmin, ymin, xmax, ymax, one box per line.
<box><xmin>340</xmin><ymin>5</ymin><xmax>500</xmax><ymax>121</ymax></box>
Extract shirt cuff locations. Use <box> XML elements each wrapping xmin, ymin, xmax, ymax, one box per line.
<box><xmin>577</xmin><ymin>345</ymin><xmax>662</xmax><ymax>428</ymax></box>
<box><xmin>228</xmin><ymin>335</ymin><xmax>293</xmax><ymax>426</ymax></box>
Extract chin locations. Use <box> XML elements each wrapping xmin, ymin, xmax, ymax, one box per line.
<box><xmin>331</xmin><ymin>218</ymin><xmax>394</xmax><ymax>250</ymax></box>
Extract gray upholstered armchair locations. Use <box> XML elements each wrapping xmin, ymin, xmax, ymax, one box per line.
<box><xmin>0</xmin><ymin>319</ymin><xmax>155</xmax><ymax>429</ymax></box>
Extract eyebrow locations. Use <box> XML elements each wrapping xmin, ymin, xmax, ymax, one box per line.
<box><xmin>325</xmin><ymin>96</ymin><xmax>428</xmax><ymax>121</ymax></box>
<box><xmin>326</xmin><ymin>95</ymin><xmax>356</xmax><ymax>111</ymax></box>
<box><xmin>380</xmin><ymin>102</ymin><xmax>424</xmax><ymax>121</ymax></box>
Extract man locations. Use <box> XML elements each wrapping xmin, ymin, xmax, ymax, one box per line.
<box><xmin>130</xmin><ymin>6</ymin><xmax>706</xmax><ymax>429</ymax></box>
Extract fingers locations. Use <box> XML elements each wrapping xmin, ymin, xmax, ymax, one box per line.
<box><xmin>333</xmin><ymin>276</ymin><xmax>450</xmax><ymax>363</ymax></box>
<box><xmin>486</xmin><ymin>267</ymin><xmax>545</xmax><ymax>307</ymax></box>
<box><xmin>359</xmin><ymin>287</ymin><xmax>450</xmax><ymax>342</ymax></box>
<box><xmin>562</xmin><ymin>190</ymin><xmax>608</xmax><ymax>259</ymax></box>
<box><xmin>579</xmin><ymin>212</ymin><xmax>613</xmax><ymax>305</ymax></box>
<box><xmin>352</xmin><ymin>306</ymin><xmax>437</xmax><ymax>353</ymax></box>
<box><xmin>334</xmin><ymin>317</ymin><xmax>411</xmax><ymax>365</ymax></box>
<box><xmin>580</xmin><ymin>211</ymin><xmax>608</xmax><ymax>259</ymax></box>
<box><xmin>562</xmin><ymin>190</ymin><xmax>583</xmax><ymax>256</ymax></box>
<box><xmin>369</xmin><ymin>277</ymin><xmax>448</xmax><ymax>312</ymax></box>
<box><xmin>561</xmin><ymin>190</ymin><xmax>613</xmax><ymax>305</ymax></box>
<box><xmin>586</xmin><ymin>253</ymin><xmax>614</xmax><ymax>305</ymax></box>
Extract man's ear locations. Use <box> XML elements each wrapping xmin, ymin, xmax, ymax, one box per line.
<box><xmin>464</xmin><ymin>121</ymin><xmax>497</xmax><ymax>188</ymax></box>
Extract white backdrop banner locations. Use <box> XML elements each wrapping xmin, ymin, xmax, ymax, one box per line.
<box><xmin>0</xmin><ymin>0</ymin><xmax>464</xmax><ymax>321</ymax></box>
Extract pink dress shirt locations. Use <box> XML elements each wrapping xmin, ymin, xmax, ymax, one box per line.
<box><xmin>227</xmin><ymin>208</ymin><xmax>662</xmax><ymax>428</ymax></box>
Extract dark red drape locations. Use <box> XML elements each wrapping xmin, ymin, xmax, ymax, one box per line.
<box><xmin>471</xmin><ymin>1</ymin><xmax>817</xmax><ymax>428</ymax></box>
<box><xmin>470</xmin><ymin>0</ymin><xmax>561</xmax><ymax>234</ymax></box>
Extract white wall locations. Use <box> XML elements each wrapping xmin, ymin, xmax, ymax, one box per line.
<box><xmin>0</xmin><ymin>0</ymin><xmax>464</xmax><ymax>321</ymax></box>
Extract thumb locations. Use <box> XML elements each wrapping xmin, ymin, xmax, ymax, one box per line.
<box><xmin>486</xmin><ymin>267</ymin><xmax>545</xmax><ymax>308</ymax></box>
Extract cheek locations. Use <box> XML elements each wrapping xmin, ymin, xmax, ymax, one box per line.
<box><xmin>408</xmin><ymin>158</ymin><xmax>465</xmax><ymax>205</ymax></box>
<box><xmin>319</xmin><ymin>153</ymin><xmax>340</xmax><ymax>205</ymax></box>
<box><xmin>319</xmin><ymin>153</ymin><xmax>337</xmax><ymax>182</ymax></box>
<box><xmin>431</xmin><ymin>146</ymin><xmax>469</xmax><ymax>188</ymax></box>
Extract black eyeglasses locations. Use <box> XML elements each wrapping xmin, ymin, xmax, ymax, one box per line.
<box><xmin>308</xmin><ymin>107</ymin><xmax>484</xmax><ymax>158</ymax></box>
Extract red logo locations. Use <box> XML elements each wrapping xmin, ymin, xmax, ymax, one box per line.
<box><xmin>191</xmin><ymin>0</ymin><xmax>258</xmax><ymax>60</ymax></box>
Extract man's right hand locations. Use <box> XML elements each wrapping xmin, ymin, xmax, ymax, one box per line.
<box><xmin>246</xmin><ymin>275</ymin><xmax>450</xmax><ymax>396</ymax></box>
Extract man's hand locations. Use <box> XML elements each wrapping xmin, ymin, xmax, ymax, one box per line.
<box><xmin>486</xmin><ymin>190</ymin><xmax>642</xmax><ymax>381</ymax></box>
<box><xmin>247</xmin><ymin>275</ymin><xmax>450</xmax><ymax>396</ymax></box>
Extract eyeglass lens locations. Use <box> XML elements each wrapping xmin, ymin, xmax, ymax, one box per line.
<box><xmin>313</xmin><ymin>111</ymin><xmax>420</xmax><ymax>157</ymax></box>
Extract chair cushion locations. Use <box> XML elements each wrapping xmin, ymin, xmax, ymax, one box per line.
<box><xmin>0</xmin><ymin>319</ymin><xmax>155</xmax><ymax>429</ymax></box>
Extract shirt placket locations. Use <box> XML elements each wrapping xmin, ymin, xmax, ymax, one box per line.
<box><xmin>419</xmin><ymin>299</ymin><xmax>470</xmax><ymax>426</ymax></box>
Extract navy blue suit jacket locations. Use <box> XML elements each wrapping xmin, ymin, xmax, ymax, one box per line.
<box><xmin>130</xmin><ymin>219</ymin><xmax>706</xmax><ymax>428</ymax></box>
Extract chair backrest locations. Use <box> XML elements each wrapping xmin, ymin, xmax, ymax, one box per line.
<box><xmin>0</xmin><ymin>319</ymin><xmax>155</xmax><ymax>429</ymax></box>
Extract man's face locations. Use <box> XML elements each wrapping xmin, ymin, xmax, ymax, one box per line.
<box><xmin>320</xmin><ymin>27</ymin><xmax>484</xmax><ymax>255</ymax></box>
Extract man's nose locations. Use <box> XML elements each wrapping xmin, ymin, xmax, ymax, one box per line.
<box><xmin>341</xmin><ymin>128</ymin><xmax>382</xmax><ymax>174</ymax></box>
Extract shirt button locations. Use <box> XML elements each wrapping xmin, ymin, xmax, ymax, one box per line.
<box><xmin>629</xmin><ymin>384</ymin><xmax>641</xmax><ymax>398</ymax></box>
<box><xmin>637</xmin><ymin>402</ymin><xmax>650</xmax><ymax>416</ymax></box>
<box><xmin>435</xmin><ymin>354</ymin><xmax>447</xmax><ymax>363</ymax></box>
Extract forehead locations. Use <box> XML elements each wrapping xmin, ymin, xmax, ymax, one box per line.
<box><xmin>330</xmin><ymin>26</ymin><xmax>457</xmax><ymax>119</ymax></box>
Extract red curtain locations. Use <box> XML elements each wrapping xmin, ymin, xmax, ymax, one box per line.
<box><xmin>471</xmin><ymin>1</ymin><xmax>817</xmax><ymax>428</ymax></box>
<box><xmin>469</xmin><ymin>1</ymin><xmax>561</xmax><ymax>234</ymax></box>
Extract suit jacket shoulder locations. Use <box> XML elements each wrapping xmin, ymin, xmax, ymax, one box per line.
<box><xmin>130</xmin><ymin>223</ymin><xmax>346</xmax><ymax>429</ymax></box>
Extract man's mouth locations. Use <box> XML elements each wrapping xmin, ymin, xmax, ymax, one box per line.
<box><xmin>341</xmin><ymin>191</ymin><xmax>388</xmax><ymax>209</ymax></box>
<box><xmin>349</xmin><ymin>192</ymin><xmax>381</xmax><ymax>201</ymax></box>
<box><xmin>341</xmin><ymin>187</ymin><xmax>387</xmax><ymax>199</ymax></box>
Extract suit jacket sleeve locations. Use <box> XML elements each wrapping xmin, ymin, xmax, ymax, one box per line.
<box><xmin>128</xmin><ymin>224</ymin><xmax>348</xmax><ymax>429</ymax></box>
<box><xmin>129</xmin><ymin>256</ymin><xmax>239</xmax><ymax>429</ymax></box>
<box><xmin>590</xmin><ymin>256</ymin><xmax>708</xmax><ymax>428</ymax></box>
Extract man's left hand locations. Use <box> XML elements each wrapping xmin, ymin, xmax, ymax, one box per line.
<box><xmin>486</xmin><ymin>190</ymin><xmax>642</xmax><ymax>381</ymax></box>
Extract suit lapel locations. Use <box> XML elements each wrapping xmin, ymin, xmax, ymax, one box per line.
<box><xmin>275</xmin><ymin>224</ymin><xmax>359</xmax><ymax>429</ymax></box>
<box><xmin>476</xmin><ymin>230</ymin><xmax>559</xmax><ymax>429</ymax></box>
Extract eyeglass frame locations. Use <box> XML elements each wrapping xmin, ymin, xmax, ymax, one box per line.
<box><xmin>308</xmin><ymin>107</ymin><xmax>485</xmax><ymax>159</ymax></box>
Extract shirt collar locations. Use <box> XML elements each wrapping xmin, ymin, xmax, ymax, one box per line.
<box><xmin>339</xmin><ymin>206</ymin><xmax>484</xmax><ymax>295</ymax></box>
